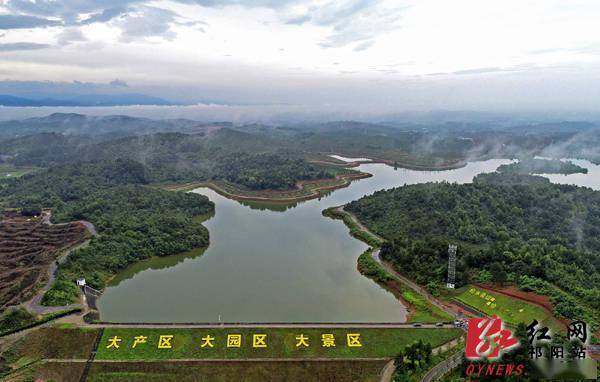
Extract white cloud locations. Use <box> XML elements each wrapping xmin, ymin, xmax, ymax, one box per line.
<box><xmin>1</xmin><ymin>0</ymin><xmax>600</xmax><ymax>111</ymax></box>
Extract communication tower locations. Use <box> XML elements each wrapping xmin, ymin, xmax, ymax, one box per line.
<box><xmin>446</xmin><ymin>244</ymin><xmax>457</xmax><ymax>289</ymax></box>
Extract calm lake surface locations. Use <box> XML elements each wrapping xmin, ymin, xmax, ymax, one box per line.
<box><xmin>99</xmin><ymin>158</ymin><xmax>599</xmax><ymax>322</ymax></box>
<box><xmin>534</xmin><ymin>159</ymin><xmax>600</xmax><ymax>190</ymax></box>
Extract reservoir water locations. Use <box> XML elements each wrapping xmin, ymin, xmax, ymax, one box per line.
<box><xmin>98</xmin><ymin>158</ymin><xmax>600</xmax><ymax>322</ymax></box>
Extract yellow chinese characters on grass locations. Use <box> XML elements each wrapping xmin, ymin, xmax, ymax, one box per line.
<box><xmin>253</xmin><ymin>334</ymin><xmax>267</xmax><ymax>348</ymax></box>
<box><xmin>227</xmin><ymin>334</ymin><xmax>242</xmax><ymax>348</ymax></box>
<box><xmin>132</xmin><ymin>336</ymin><xmax>147</xmax><ymax>348</ymax></box>
<box><xmin>201</xmin><ymin>335</ymin><xmax>215</xmax><ymax>348</ymax></box>
<box><xmin>322</xmin><ymin>334</ymin><xmax>335</xmax><ymax>347</ymax></box>
<box><xmin>106</xmin><ymin>336</ymin><xmax>121</xmax><ymax>349</ymax></box>
<box><xmin>295</xmin><ymin>334</ymin><xmax>309</xmax><ymax>347</ymax></box>
<box><xmin>104</xmin><ymin>332</ymin><xmax>363</xmax><ymax>351</ymax></box>
<box><xmin>347</xmin><ymin>333</ymin><xmax>362</xmax><ymax>347</ymax></box>
<box><xmin>158</xmin><ymin>335</ymin><xmax>173</xmax><ymax>349</ymax></box>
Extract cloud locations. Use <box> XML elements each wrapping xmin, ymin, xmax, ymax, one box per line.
<box><xmin>298</xmin><ymin>0</ymin><xmax>375</xmax><ymax>27</ymax></box>
<box><xmin>529</xmin><ymin>43</ymin><xmax>600</xmax><ymax>56</ymax></box>
<box><xmin>0</xmin><ymin>42</ymin><xmax>51</xmax><ymax>51</ymax></box>
<box><xmin>188</xmin><ymin>0</ymin><xmax>300</xmax><ymax>7</ymax></box>
<box><xmin>5</xmin><ymin>0</ymin><xmax>131</xmax><ymax>21</ymax></box>
<box><xmin>452</xmin><ymin>67</ymin><xmax>507</xmax><ymax>75</ymax></box>
<box><xmin>116</xmin><ymin>6</ymin><xmax>179</xmax><ymax>42</ymax></box>
<box><xmin>286</xmin><ymin>0</ymin><xmax>406</xmax><ymax>49</ymax></box>
<box><xmin>1</xmin><ymin>0</ymin><xmax>401</xmax><ymax>49</ymax></box>
<box><xmin>0</xmin><ymin>80</ymin><xmax>135</xmax><ymax>97</ymax></box>
<box><xmin>110</xmin><ymin>79</ymin><xmax>128</xmax><ymax>87</ymax></box>
<box><xmin>353</xmin><ymin>40</ymin><xmax>373</xmax><ymax>52</ymax></box>
<box><xmin>285</xmin><ymin>14</ymin><xmax>311</xmax><ymax>25</ymax></box>
<box><xmin>82</xmin><ymin>7</ymin><xmax>128</xmax><ymax>24</ymax></box>
<box><xmin>0</xmin><ymin>14</ymin><xmax>60</xmax><ymax>29</ymax></box>
<box><xmin>427</xmin><ymin>65</ymin><xmax>536</xmax><ymax>77</ymax></box>
<box><xmin>57</xmin><ymin>28</ymin><xmax>88</xmax><ymax>46</ymax></box>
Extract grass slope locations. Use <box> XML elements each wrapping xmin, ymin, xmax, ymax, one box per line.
<box><xmin>96</xmin><ymin>328</ymin><xmax>462</xmax><ymax>360</ymax></box>
<box><xmin>86</xmin><ymin>360</ymin><xmax>387</xmax><ymax>382</ymax></box>
<box><xmin>455</xmin><ymin>286</ymin><xmax>560</xmax><ymax>331</ymax></box>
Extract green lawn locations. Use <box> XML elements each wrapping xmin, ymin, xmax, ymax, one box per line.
<box><xmin>456</xmin><ymin>286</ymin><xmax>560</xmax><ymax>331</ymax></box>
<box><xmin>400</xmin><ymin>286</ymin><xmax>452</xmax><ymax>323</ymax></box>
<box><xmin>353</xmin><ymin>247</ymin><xmax>451</xmax><ymax>324</ymax></box>
<box><xmin>86</xmin><ymin>360</ymin><xmax>387</xmax><ymax>382</ymax></box>
<box><xmin>96</xmin><ymin>328</ymin><xmax>462</xmax><ymax>360</ymax></box>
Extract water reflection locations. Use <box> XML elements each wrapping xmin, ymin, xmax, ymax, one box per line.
<box><xmin>534</xmin><ymin>159</ymin><xmax>600</xmax><ymax>190</ymax></box>
<box><xmin>108</xmin><ymin>247</ymin><xmax>207</xmax><ymax>287</ymax></box>
<box><xmin>97</xmin><ymin>158</ymin><xmax>545</xmax><ymax>323</ymax></box>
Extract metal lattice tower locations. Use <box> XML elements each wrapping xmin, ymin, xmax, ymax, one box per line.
<box><xmin>446</xmin><ymin>244</ymin><xmax>457</xmax><ymax>289</ymax></box>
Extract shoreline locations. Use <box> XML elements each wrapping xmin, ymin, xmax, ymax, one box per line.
<box><xmin>323</xmin><ymin>205</ymin><xmax>456</xmax><ymax>323</ymax></box>
<box><xmin>308</xmin><ymin>152</ymin><xmax>467</xmax><ymax>172</ymax></box>
<box><xmin>161</xmin><ymin>171</ymin><xmax>372</xmax><ymax>203</ymax></box>
<box><xmin>161</xmin><ymin>153</ymin><xmax>468</xmax><ymax>203</ymax></box>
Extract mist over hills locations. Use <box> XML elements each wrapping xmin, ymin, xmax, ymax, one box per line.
<box><xmin>0</xmin><ymin>113</ymin><xmax>231</xmax><ymax>138</ymax></box>
<box><xmin>0</xmin><ymin>93</ymin><xmax>178</xmax><ymax>107</ymax></box>
<box><xmin>1</xmin><ymin>113</ymin><xmax>600</xmax><ymax>172</ymax></box>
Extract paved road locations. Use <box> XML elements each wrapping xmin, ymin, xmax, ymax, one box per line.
<box><xmin>336</xmin><ymin>206</ymin><xmax>458</xmax><ymax>320</ymax></box>
<box><xmin>22</xmin><ymin>212</ymin><xmax>98</xmax><ymax>315</ymax></box>
<box><xmin>378</xmin><ymin>337</ymin><xmax>463</xmax><ymax>382</ymax></box>
<box><xmin>372</xmin><ymin>249</ymin><xmax>457</xmax><ymax>319</ymax></box>
<box><xmin>87</xmin><ymin>323</ymin><xmax>456</xmax><ymax>329</ymax></box>
<box><xmin>421</xmin><ymin>352</ymin><xmax>462</xmax><ymax>382</ymax></box>
<box><xmin>380</xmin><ymin>360</ymin><xmax>396</xmax><ymax>382</ymax></box>
<box><xmin>44</xmin><ymin>357</ymin><xmax>393</xmax><ymax>363</ymax></box>
<box><xmin>42</xmin><ymin>211</ymin><xmax>98</xmax><ymax>237</ymax></box>
<box><xmin>23</xmin><ymin>260</ymin><xmax>83</xmax><ymax>315</ymax></box>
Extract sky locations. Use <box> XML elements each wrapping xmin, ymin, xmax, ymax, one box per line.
<box><xmin>1</xmin><ymin>0</ymin><xmax>600</xmax><ymax>113</ymax></box>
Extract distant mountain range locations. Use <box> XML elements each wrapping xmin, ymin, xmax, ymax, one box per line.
<box><xmin>0</xmin><ymin>93</ymin><xmax>178</xmax><ymax>107</ymax></box>
<box><xmin>0</xmin><ymin>113</ymin><xmax>232</xmax><ymax>138</ymax></box>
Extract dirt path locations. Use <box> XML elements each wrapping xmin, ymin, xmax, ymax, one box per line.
<box><xmin>43</xmin><ymin>211</ymin><xmax>98</xmax><ymax>238</ymax></box>
<box><xmin>22</xmin><ymin>212</ymin><xmax>98</xmax><ymax>315</ymax></box>
<box><xmin>379</xmin><ymin>337</ymin><xmax>463</xmax><ymax>382</ymax></box>
<box><xmin>371</xmin><ymin>249</ymin><xmax>457</xmax><ymax>319</ymax></box>
<box><xmin>333</xmin><ymin>206</ymin><xmax>385</xmax><ymax>242</ymax></box>
<box><xmin>380</xmin><ymin>360</ymin><xmax>396</xmax><ymax>382</ymax></box>
<box><xmin>334</xmin><ymin>206</ymin><xmax>458</xmax><ymax>319</ymax></box>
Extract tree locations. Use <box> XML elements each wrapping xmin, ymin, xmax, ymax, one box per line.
<box><xmin>20</xmin><ymin>206</ymin><xmax>42</xmax><ymax>217</ymax></box>
<box><xmin>394</xmin><ymin>350</ymin><xmax>406</xmax><ymax>373</ymax></box>
<box><xmin>490</xmin><ymin>262</ymin><xmax>508</xmax><ymax>285</ymax></box>
<box><xmin>424</xmin><ymin>342</ymin><xmax>432</xmax><ymax>363</ymax></box>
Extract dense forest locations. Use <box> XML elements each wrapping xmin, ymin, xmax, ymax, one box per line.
<box><xmin>346</xmin><ymin>173</ymin><xmax>600</xmax><ymax>328</ymax></box>
<box><xmin>0</xmin><ymin>159</ymin><xmax>214</xmax><ymax>305</ymax></box>
<box><xmin>0</xmin><ymin>130</ymin><xmax>333</xmax><ymax>190</ymax></box>
<box><xmin>214</xmin><ymin>152</ymin><xmax>333</xmax><ymax>189</ymax></box>
<box><xmin>497</xmin><ymin>158</ymin><xmax>588</xmax><ymax>175</ymax></box>
<box><xmin>2</xmin><ymin>114</ymin><xmax>600</xmax><ymax>172</ymax></box>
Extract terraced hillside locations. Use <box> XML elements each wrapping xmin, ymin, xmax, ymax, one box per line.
<box><xmin>0</xmin><ymin>212</ymin><xmax>88</xmax><ymax>309</ymax></box>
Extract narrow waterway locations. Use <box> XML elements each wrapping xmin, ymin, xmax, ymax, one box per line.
<box><xmin>98</xmin><ymin>159</ymin><xmax>518</xmax><ymax>322</ymax></box>
<box><xmin>534</xmin><ymin>159</ymin><xmax>600</xmax><ymax>190</ymax></box>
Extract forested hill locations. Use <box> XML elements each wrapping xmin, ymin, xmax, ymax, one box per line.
<box><xmin>0</xmin><ymin>160</ymin><xmax>215</xmax><ymax>305</ymax></box>
<box><xmin>497</xmin><ymin>158</ymin><xmax>588</xmax><ymax>175</ymax></box>
<box><xmin>345</xmin><ymin>173</ymin><xmax>599</xmax><ymax>328</ymax></box>
<box><xmin>0</xmin><ymin>129</ymin><xmax>333</xmax><ymax>189</ymax></box>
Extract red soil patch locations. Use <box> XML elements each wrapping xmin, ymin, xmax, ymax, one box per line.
<box><xmin>476</xmin><ymin>284</ymin><xmax>554</xmax><ymax>312</ymax></box>
<box><xmin>0</xmin><ymin>212</ymin><xmax>87</xmax><ymax>309</ymax></box>
<box><xmin>474</xmin><ymin>283</ymin><xmax>568</xmax><ymax>329</ymax></box>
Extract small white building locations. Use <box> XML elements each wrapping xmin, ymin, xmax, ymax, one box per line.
<box><xmin>76</xmin><ymin>278</ymin><xmax>86</xmax><ymax>287</ymax></box>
